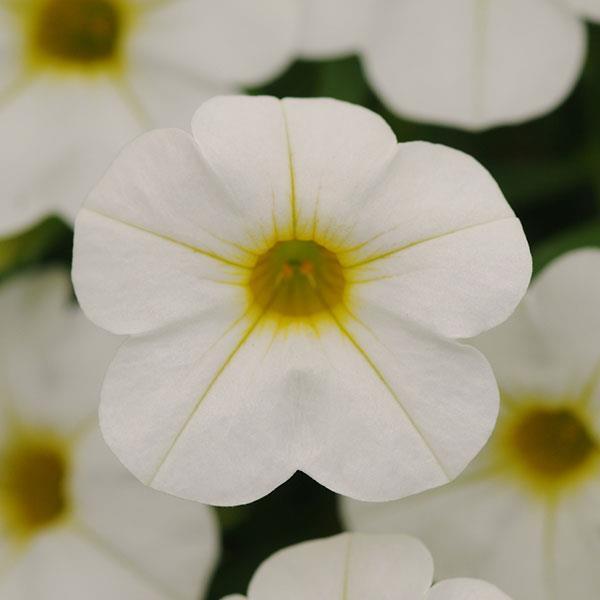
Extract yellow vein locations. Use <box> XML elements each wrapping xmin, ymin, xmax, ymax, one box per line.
<box><xmin>70</xmin><ymin>520</ymin><xmax>186</xmax><ymax>599</ymax></box>
<box><xmin>147</xmin><ymin>299</ymin><xmax>279</xmax><ymax>485</ymax></box>
<box><xmin>314</xmin><ymin>294</ymin><xmax>452</xmax><ymax>480</ymax></box>
<box><xmin>83</xmin><ymin>207</ymin><xmax>251</xmax><ymax>270</ymax></box>
<box><xmin>280</xmin><ymin>102</ymin><xmax>298</xmax><ymax>237</ymax></box>
<box><xmin>344</xmin><ymin>216</ymin><xmax>514</xmax><ymax>269</ymax></box>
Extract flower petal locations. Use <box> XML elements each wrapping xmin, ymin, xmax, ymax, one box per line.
<box><xmin>551</xmin><ymin>477</ymin><xmax>600</xmax><ymax>598</ymax></box>
<box><xmin>298</xmin><ymin>0</ymin><xmax>374</xmax><ymax>58</ymax></box>
<box><xmin>0</xmin><ymin>528</ymin><xmax>178</xmax><ymax>599</ymax></box>
<box><xmin>560</xmin><ymin>0</ymin><xmax>600</xmax><ymax>21</ymax></box>
<box><xmin>343</xmin><ymin>475</ymin><xmax>548</xmax><ymax>600</ymax></box>
<box><xmin>247</xmin><ymin>533</ymin><xmax>433</xmax><ymax>600</ymax></box>
<box><xmin>474</xmin><ymin>249</ymin><xmax>600</xmax><ymax>400</ymax></box>
<box><xmin>100</xmin><ymin>310</ymin><xmax>300</xmax><ymax>506</ymax></box>
<box><xmin>0</xmin><ymin>270</ymin><xmax>119</xmax><ymax>435</ymax></box>
<box><xmin>426</xmin><ymin>578</ymin><xmax>511</xmax><ymax>600</ymax></box>
<box><xmin>303</xmin><ymin>306</ymin><xmax>499</xmax><ymax>500</ymax></box>
<box><xmin>73</xmin><ymin>128</ymin><xmax>254</xmax><ymax>335</ymax></box>
<box><xmin>71</xmin><ymin>427</ymin><xmax>219</xmax><ymax>600</ymax></box>
<box><xmin>191</xmin><ymin>96</ymin><xmax>295</xmax><ymax>244</ymax></box>
<box><xmin>129</xmin><ymin>0</ymin><xmax>299</xmax><ymax>86</ymax></box>
<box><xmin>0</xmin><ymin>75</ymin><xmax>140</xmax><ymax>236</ymax></box>
<box><xmin>343</xmin><ymin>142</ymin><xmax>531</xmax><ymax>339</ymax></box>
<box><xmin>278</xmin><ymin>97</ymin><xmax>398</xmax><ymax>241</ymax></box>
<box><xmin>362</xmin><ymin>0</ymin><xmax>585</xmax><ymax>129</ymax></box>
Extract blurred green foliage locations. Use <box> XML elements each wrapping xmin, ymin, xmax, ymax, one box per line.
<box><xmin>1</xmin><ymin>23</ymin><xmax>600</xmax><ymax>600</ymax></box>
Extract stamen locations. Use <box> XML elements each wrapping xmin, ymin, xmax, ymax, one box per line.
<box><xmin>31</xmin><ymin>0</ymin><xmax>123</xmax><ymax>67</ymax></box>
<box><xmin>507</xmin><ymin>407</ymin><xmax>597</xmax><ymax>486</ymax></box>
<box><xmin>249</xmin><ymin>240</ymin><xmax>345</xmax><ymax>318</ymax></box>
<box><xmin>0</xmin><ymin>434</ymin><xmax>70</xmax><ymax>539</ymax></box>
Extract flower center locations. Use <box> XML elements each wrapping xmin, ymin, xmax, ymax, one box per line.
<box><xmin>0</xmin><ymin>435</ymin><xmax>70</xmax><ymax>539</ymax></box>
<box><xmin>510</xmin><ymin>408</ymin><xmax>597</xmax><ymax>481</ymax></box>
<box><xmin>249</xmin><ymin>240</ymin><xmax>346</xmax><ymax>318</ymax></box>
<box><xmin>32</xmin><ymin>0</ymin><xmax>122</xmax><ymax>66</ymax></box>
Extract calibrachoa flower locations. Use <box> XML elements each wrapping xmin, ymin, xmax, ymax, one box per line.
<box><xmin>0</xmin><ymin>270</ymin><xmax>218</xmax><ymax>598</ymax></box>
<box><xmin>218</xmin><ymin>533</ymin><xmax>512</xmax><ymax>600</ymax></box>
<box><xmin>343</xmin><ymin>249</ymin><xmax>600</xmax><ymax>600</ymax></box>
<box><xmin>0</xmin><ymin>0</ymin><xmax>299</xmax><ymax>237</ymax></box>
<box><xmin>300</xmin><ymin>0</ymin><xmax>595</xmax><ymax>130</ymax></box>
<box><xmin>72</xmin><ymin>95</ymin><xmax>531</xmax><ymax>506</ymax></box>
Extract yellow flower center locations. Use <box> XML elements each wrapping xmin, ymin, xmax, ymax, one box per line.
<box><xmin>26</xmin><ymin>0</ymin><xmax>126</xmax><ymax>71</ymax></box>
<box><xmin>507</xmin><ymin>407</ymin><xmax>597</xmax><ymax>488</ymax></box>
<box><xmin>0</xmin><ymin>434</ymin><xmax>70</xmax><ymax>540</ymax></box>
<box><xmin>249</xmin><ymin>240</ymin><xmax>346</xmax><ymax>318</ymax></box>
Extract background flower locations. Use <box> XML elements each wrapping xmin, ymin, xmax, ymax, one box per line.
<box><xmin>300</xmin><ymin>0</ymin><xmax>596</xmax><ymax>130</ymax></box>
<box><xmin>0</xmin><ymin>269</ymin><xmax>219</xmax><ymax>598</ymax></box>
<box><xmin>72</xmin><ymin>95</ymin><xmax>530</xmax><ymax>506</ymax></box>
<box><xmin>0</xmin><ymin>0</ymin><xmax>299</xmax><ymax>238</ymax></box>
<box><xmin>218</xmin><ymin>532</ymin><xmax>511</xmax><ymax>600</ymax></box>
<box><xmin>342</xmin><ymin>249</ymin><xmax>600</xmax><ymax>600</ymax></box>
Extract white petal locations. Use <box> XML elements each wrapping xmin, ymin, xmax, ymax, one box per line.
<box><xmin>560</xmin><ymin>0</ymin><xmax>600</xmax><ymax>21</ymax></box>
<box><xmin>550</xmin><ymin>477</ymin><xmax>600</xmax><ymax>598</ymax></box>
<box><xmin>343</xmin><ymin>475</ymin><xmax>548</xmax><ymax>600</ymax></box>
<box><xmin>126</xmin><ymin>59</ymin><xmax>233</xmax><ymax>130</ymax></box>
<box><xmin>0</xmin><ymin>528</ymin><xmax>175</xmax><ymax>599</ymax></box>
<box><xmin>0</xmin><ymin>270</ymin><xmax>119</xmax><ymax>435</ymax></box>
<box><xmin>426</xmin><ymin>578</ymin><xmax>511</xmax><ymax>600</ymax></box>
<box><xmin>100</xmin><ymin>311</ymin><xmax>300</xmax><ymax>506</ymax></box>
<box><xmin>73</xmin><ymin>128</ymin><xmax>253</xmax><ymax>336</ymax></box>
<box><xmin>303</xmin><ymin>308</ymin><xmax>499</xmax><ymax>499</ymax></box>
<box><xmin>247</xmin><ymin>533</ymin><xmax>433</xmax><ymax>600</ymax></box>
<box><xmin>71</xmin><ymin>426</ymin><xmax>219</xmax><ymax>599</ymax></box>
<box><xmin>343</xmin><ymin>142</ymin><xmax>531</xmax><ymax>339</ymax></box>
<box><xmin>279</xmin><ymin>97</ymin><xmax>398</xmax><ymax>241</ymax></box>
<box><xmin>298</xmin><ymin>0</ymin><xmax>374</xmax><ymax>58</ymax></box>
<box><xmin>191</xmin><ymin>96</ymin><xmax>294</xmax><ymax>244</ymax></box>
<box><xmin>362</xmin><ymin>0</ymin><xmax>585</xmax><ymax>129</ymax></box>
<box><xmin>129</xmin><ymin>0</ymin><xmax>299</xmax><ymax>86</ymax></box>
<box><xmin>0</xmin><ymin>75</ymin><xmax>140</xmax><ymax>236</ymax></box>
<box><xmin>474</xmin><ymin>249</ymin><xmax>600</xmax><ymax>400</ymax></box>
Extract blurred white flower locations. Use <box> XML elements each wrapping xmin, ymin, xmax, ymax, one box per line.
<box><xmin>0</xmin><ymin>0</ymin><xmax>299</xmax><ymax>237</ymax></box>
<box><xmin>72</xmin><ymin>95</ymin><xmax>531</xmax><ymax>506</ymax></box>
<box><xmin>301</xmin><ymin>0</ymin><xmax>594</xmax><ymax>130</ymax></box>
<box><xmin>218</xmin><ymin>532</ymin><xmax>512</xmax><ymax>600</ymax></box>
<box><xmin>343</xmin><ymin>249</ymin><xmax>600</xmax><ymax>600</ymax></box>
<box><xmin>0</xmin><ymin>270</ymin><xmax>218</xmax><ymax>599</ymax></box>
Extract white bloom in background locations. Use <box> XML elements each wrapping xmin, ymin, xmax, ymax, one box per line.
<box><xmin>218</xmin><ymin>532</ymin><xmax>512</xmax><ymax>600</ymax></box>
<box><xmin>0</xmin><ymin>270</ymin><xmax>219</xmax><ymax>599</ymax></box>
<box><xmin>72</xmin><ymin>95</ymin><xmax>531</xmax><ymax>506</ymax></box>
<box><xmin>0</xmin><ymin>0</ymin><xmax>299</xmax><ymax>238</ymax></box>
<box><xmin>300</xmin><ymin>0</ymin><xmax>594</xmax><ymax>130</ymax></box>
<box><xmin>343</xmin><ymin>249</ymin><xmax>600</xmax><ymax>600</ymax></box>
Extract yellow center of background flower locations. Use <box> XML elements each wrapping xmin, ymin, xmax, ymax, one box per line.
<box><xmin>249</xmin><ymin>240</ymin><xmax>346</xmax><ymax>318</ymax></box>
<box><xmin>0</xmin><ymin>434</ymin><xmax>70</xmax><ymax>540</ymax></box>
<box><xmin>27</xmin><ymin>0</ymin><xmax>126</xmax><ymax>71</ymax></box>
<box><xmin>506</xmin><ymin>406</ymin><xmax>598</xmax><ymax>491</ymax></box>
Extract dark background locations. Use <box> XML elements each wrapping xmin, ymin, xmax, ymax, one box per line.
<box><xmin>2</xmin><ymin>24</ymin><xmax>599</xmax><ymax>600</ymax></box>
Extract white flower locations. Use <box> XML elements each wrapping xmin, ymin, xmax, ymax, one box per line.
<box><xmin>300</xmin><ymin>0</ymin><xmax>594</xmax><ymax>130</ymax></box>
<box><xmin>0</xmin><ymin>0</ymin><xmax>299</xmax><ymax>237</ymax></box>
<box><xmin>343</xmin><ymin>249</ymin><xmax>600</xmax><ymax>600</ymax></box>
<box><xmin>0</xmin><ymin>270</ymin><xmax>218</xmax><ymax>598</ymax></box>
<box><xmin>218</xmin><ymin>532</ymin><xmax>511</xmax><ymax>600</ymax></box>
<box><xmin>72</xmin><ymin>95</ymin><xmax>531</xmax><ymax>506</ymax></box>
